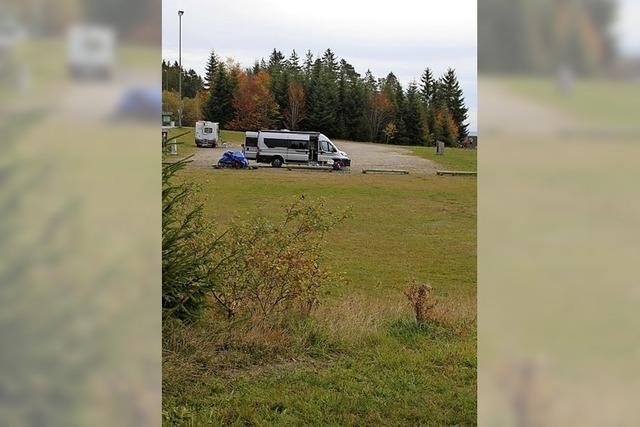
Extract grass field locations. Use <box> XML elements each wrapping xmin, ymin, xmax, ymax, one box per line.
<box><xmin>163</xmin><ymin>168</ymin><xmax>477</xmax><ymax>425</ymax></box>
<box><xmin>410</xmin><ymin>147</ymin><xmax>477</xmax><ymax>171</ymax></box>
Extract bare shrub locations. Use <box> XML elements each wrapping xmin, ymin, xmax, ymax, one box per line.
<box><xmin>210</xmin><ymin>196</ymin><xmax>349</xmax><ymax>323</ymax></box>
<box><xmin>403</xmin><ymin>279</ymin><xmax>436</xmax><ymax>324</ymax></box>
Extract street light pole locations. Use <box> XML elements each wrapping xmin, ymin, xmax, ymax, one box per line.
<box><xmin>178</xmin><ymin>10</ymin><xmax>184</xmax><ymax>127</ymax></box>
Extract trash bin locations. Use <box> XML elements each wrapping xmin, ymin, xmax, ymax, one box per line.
<box><xmin>436</xmin><ymin>140</ymin><xmax>445</xmax><ymax>156</ymax></box>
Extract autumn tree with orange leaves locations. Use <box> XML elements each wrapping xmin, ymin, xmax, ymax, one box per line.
<box><xmin>283</xmin><ymin>81</ymin><xmax>306</xmax><ymax>130</ymax></box>
<box><xmin>365</xmin><ymin>92</ymin><xmax>393</xmax><ymax>142</ymax></box>
<box><xmin>227</xmin><ymin>70</ymin><xmax>278</xmax><ymax>131</ymax></box>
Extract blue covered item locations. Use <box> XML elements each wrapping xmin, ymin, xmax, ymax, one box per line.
<box><xmin>218</xmin><ymin>150</ymin><xmax>249</xmax><ymax>168</ymax></box>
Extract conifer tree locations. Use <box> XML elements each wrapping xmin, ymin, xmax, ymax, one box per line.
<box><xmin>287</xmin><ymin>49</ymin><xmax>301</xmax><ymax>75</ymax></box>
<box><xmin>439</xmin><ymin>68</ymin><xmax>469</xmax><ymax>141</ymax></box>
<box><xmin>306</xmin><ymin>59</ymin><xmax>337</xmax><ymax>135</ymax></box>
<box><xmin>321</xmin><ymin>48</ymin><xmax>338</xmax><ymax>76</ymax></box>
<box><xmin>268</xmin><ymin>49</ymin><xmax>285</xmax><ymax>73</ymax></box>
<box><xmin>399</xmin><ymin>81</ymin><xmax>424</xmax><ymax>145</ymax></box>
<box><xmin>419</xmin><ymin>68</ymin><xmax>434</xmax><ymax>107</ymax></box>
<box><xmin>203</xmin><ymin>66</ymin><xmax>235</xmax><ymax>126</ymax></box>
<box><xmin>303</xmin><ymin>50</ymin><xmax>314</xmax><ymax>81</ymax></box>
<box><xmin>203</xmin><ymin>50</ymin><xmax>219</xmax><ymax>91</ymax></box>
<box><xmin>251</xmin><ymin>60</ymin><xmax>261</xmax><ymax>75</ymax></box>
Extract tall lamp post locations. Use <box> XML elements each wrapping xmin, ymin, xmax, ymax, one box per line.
<box><xmin>178</xmin><ymin>10</ymin><xmax>184</xmax><ymax>127</ymax></box>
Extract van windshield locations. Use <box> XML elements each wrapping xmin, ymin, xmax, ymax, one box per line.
<box><xmin>320</xmin><ymin>140</ymin><xmax>336</xmax><ymax>152</ymax></box>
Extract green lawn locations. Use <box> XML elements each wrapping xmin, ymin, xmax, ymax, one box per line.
<box><xmin>506</xmin><ymin>77</ymin><xmax>640</xmax><ymax>127</ymax></box>
<box><xmin>163</xmin><ymin>170</ymin><xmax>477</xmax><ymax>425</ymax></box>
<box><xmin>410</xmin><ymin>146</ymin><xmax>477</xmax><ymax>171</ymax></box>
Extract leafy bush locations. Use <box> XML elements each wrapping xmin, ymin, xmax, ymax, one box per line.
<box><xmin>210</xmin><ymin>197</ymin><xmax>349</xmax><ymax>322</ymax></box>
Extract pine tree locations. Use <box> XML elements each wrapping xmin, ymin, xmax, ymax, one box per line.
<box><xmin>268</xmin><ymin>49</ymin><xmax>285</xmax><ymax>73</ymax></box>
<box><xmin>303</xmin><ymin>50</ymin><xmax>314</xmax><ymax>81</ymax></box>
<box><xmin>321</xmin><ymin>48</ymin><xmax>338</xmax><ymax>76</ymax></box>
<box><xmin>419</xmin><ymin>68</ymin><xmax>434</xmax><ymax>107</ymax></box>
<box><xmin>380</xmin><ymin>72</ymin><xmax>406</xmax><ymax>142</ymax></box>
<box><xmin>399</xmin><ymin>81</ymin><xmax>424</xmax><ymax>145</ymax></box>
<box><xmin>364</xmin><ymin>69</ymin><xmax>377</xmax><ymax>92</ymax></box>
<box><xmin>306</xmin><ymin>59</ymin><xmax>337</xmax><ymax>134</ymax></box>
<box><xmin>251</xmin><ymin>60</ymin><xmax>261</xmax><ymax>75</ymax></box>
<box><xmin>203</xmin><ymin>50</ymin><xmax>219</xmax><ymax>91</ymax></box>
<box><xmin>287</xmin><ymin>49</ymin><xmax>301</xmax><ymax>75</ymax></box>
<box><xmin>439</xmin><ymin>68</ymin><xmax>469</xmax><ymax>141</ymax></box>
<box><xmin>203</xmin><ymin>66</ymin><xmax>235</xmax><ymax>126</ymax></box>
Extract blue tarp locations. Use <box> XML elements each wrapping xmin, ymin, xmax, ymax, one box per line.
<box><xmin>218</xmin><ymin>150</ymin><xmax>249</xmax><ymax>168</ymax></box>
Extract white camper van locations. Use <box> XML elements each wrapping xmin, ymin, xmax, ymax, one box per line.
<box><xmin>253</xmin><ymin>130</ymin><xmax>351</xmax><ymax>169</ymax></box>
<box><xmin>67</xmin><ymin>26</ymin><xmax>115</xmax><ymax>79</ymax></box>
<box><xmin>195</xmin><ymin>121</ymin><xmax>219</xmax><ymax>147</ymax></box>
<box><xmin>243</xmin><ymin>131</ymin><xmax>259</xmax><ymax>160</ymax></box>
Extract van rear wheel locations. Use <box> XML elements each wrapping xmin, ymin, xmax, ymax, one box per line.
<box><xmin>271</xmin><ymin>157</ymin><xmax>283</xmax><ymax>168</ymax></box>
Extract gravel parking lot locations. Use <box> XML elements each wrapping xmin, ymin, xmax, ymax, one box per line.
<box><xmin>188</xmin><ymin>139</ymin><xmax>439</xmax><ymax>174</ymax></box>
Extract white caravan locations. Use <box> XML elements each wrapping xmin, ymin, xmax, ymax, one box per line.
<box><xmin>195</xmin><ymin>121</ymin><xmax>219</xmax><ymax>147</ymax></box>
<box><xmin>67</xmin><ymin>26</ymin><xmax>115</xmax><ymax>79</ymax></box>
<box><xmin>252</xmin><ymin>130</ymin><xmax>351</xmax><ymax>169</ymax></box>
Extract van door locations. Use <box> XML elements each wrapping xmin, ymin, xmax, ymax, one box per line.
<box><xmin>308</xmin><ymin>135</ymin><xmax>319</xmax><ymax>163</ymax></box>
<box><xmin>288</xmin><ymin>137</ymin><xmax>309</xmax><ymax>163</ymax></box>
<box><xmin>244</xmin><ymin>132</ymin><xmax>258</xmax><ymax>159</ymax></box>
<box><xmin>318</xmin><ymin>139</ymin><xmax>332</xmax><ymax>163</ymax></box>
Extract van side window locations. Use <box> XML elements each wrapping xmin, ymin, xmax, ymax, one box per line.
<box><xmin>320</xmin><ymin>141</ymin><xmax>330</xmax><ymax>152</ymax></box>
<box><xmin>245</xmin><ymin>137</ymin><xmax>258</xmax><ymax>147</ymax></box>
<box><xmin>263</xmin><ymin>138</ymin><xmax>289</xmax><ymax>149</ymax></box>
<box><xmin>289</xmin><ymin>140</ymin><xmax>308</xmax><ymax>150</ymax></box>
<box><xmin>204</xmin><ymin>128</ymin><xmax>213</xmax><ymax>134</ymax></box>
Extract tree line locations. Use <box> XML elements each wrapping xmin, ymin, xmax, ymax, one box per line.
<box><xmin>479</xmin><ymin>0</ymin><xmax>616</xmax><ymax>75</ymax></box>
<box><xmin>162</xmin><ymin>48</ymin><xmax>470</xmax><ymax>146</ymax></box>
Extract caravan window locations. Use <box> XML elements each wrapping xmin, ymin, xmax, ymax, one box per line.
<box><xmin>289</xmin><ymin>139</ymin><xmax>308</xmax><ymax>150</ymax></box>
<box><xmin>204</xmin><ymin>127</ymin><xmax>213</xmax><ymax>134</ymax></box>
<box><xmin>245</xmin><ymin>137</ymin><xmax>258</xmax><ymax>147</ymax></box>
<box><xmin>264</xmin><ymin>138</ymin><xmax>289</xmax><ymax>149</ymax></box>
<box><xmin>320</xmin><ymin>140</ymin><xmax>330</xmax><ymax>152</ymax></box>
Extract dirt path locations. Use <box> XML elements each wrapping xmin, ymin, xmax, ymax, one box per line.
<box><xmin>335</xmin><ymin>140</ymin><xmax>438</xmax><ymax>174</ymax></box>
<box><xmin>481</xmin><ymin>79</ymin><xmax>583</xmax><ymax>135</ymax></box>
<box><xmin>188</xmin><ymin>140</ymin><xmax>439</xmax><ymax>174</ymax></box>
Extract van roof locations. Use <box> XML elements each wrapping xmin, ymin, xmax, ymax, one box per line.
<box><xmin>259</xmin><ymin>130</ymin><xmax>320</xmax><ymax>135</ymax></box>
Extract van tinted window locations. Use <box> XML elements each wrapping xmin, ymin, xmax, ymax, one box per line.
<box><xmin>245</xmin><ymin>137</ymin><xmax>258</xmax><ymax>147</ymax></box>
<box><xmin>289</xmin><ymin>140</ymin><xmax>308</xmax><ymax>150</ymax></box>
<box><xmin>204</xmin><ymin>128</ymin><xmax>213</xmax><ymax>134</ymax></box>
<box><xmin>264</xmin><ymin>138</ymin><xmax>289</xmax><ymax>149</ymax></box>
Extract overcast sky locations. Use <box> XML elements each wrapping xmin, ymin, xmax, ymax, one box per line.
<box><xmin>162</xmin><ymin>0</ymin><xmax>478</xmax><ymax>133</ymax></box>
<box><xmin>616</xmin><ymin>0</ymin><xmax>640</xmax><ymax>55</ymax></box>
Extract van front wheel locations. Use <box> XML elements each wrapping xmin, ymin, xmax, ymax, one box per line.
<box><xmin>271</xmin><ymin>157</ymin><xmax>283</xmax><ymax>168</ymax></box>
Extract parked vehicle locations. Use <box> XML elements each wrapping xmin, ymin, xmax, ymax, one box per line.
<box><xmin>253</xmin><ymin>130</ymin><xmax>351</xmax><ymax>169</ymax></box>
<box><xmin>243</xmin><ymin>131</ymin><xmax>259</xmax><ymax>160</ymax></box>
<box><xmin>195</xmin><ymin>121</ymin><xmax>219</xmax><ymax>147</ymax></box>
<box><xmin>218</xmin><ymin>151</ymin><xmax>249</xmax><ymax>169</ymax></box>
<box><xmin>67</xmin><ymin>25</ymin><xmax>115</xmax><ymax>80</ymax></box>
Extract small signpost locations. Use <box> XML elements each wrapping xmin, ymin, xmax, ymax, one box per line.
<box><xmin>168</xmin><ymin>139</ymin><xmax>178</xmax><ymax>155</ymax></box>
